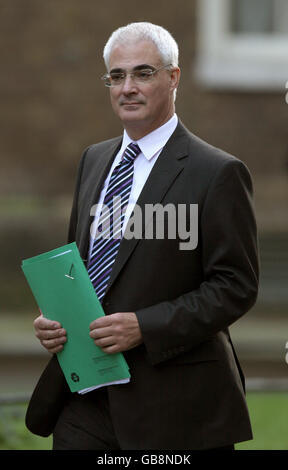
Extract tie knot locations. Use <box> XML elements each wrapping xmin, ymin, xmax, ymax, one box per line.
<box><xmin>122</xmin><ymin>142</ymin><xmax>141</xmax><ymax>164</ymax></box>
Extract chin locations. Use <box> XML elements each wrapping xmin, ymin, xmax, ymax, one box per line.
<box><xmin>120</xmin><ymin>110</ymin><xmax>146</xmax><ymax>122</ymax></box>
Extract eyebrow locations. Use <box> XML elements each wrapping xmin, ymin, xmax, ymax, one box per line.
<box><xmin>109</xmin><ymin>64</ymin><xmax>156</xmax><ymax>73</ymax></box>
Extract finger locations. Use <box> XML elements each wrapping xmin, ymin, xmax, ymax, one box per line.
<box><xmin>36</xmin><ymin>328</ymin><xmax>66</xmax><ymax>341</ymax></box>
<box><xmin>49</xmin><ymin>345</ymin><xmax>64</xmax><ymax>354</ymax></box>
<box><xmin>41</xmin><ymin>335</ymin><xmax>67</xmax><ymax>353</ymax></box>
<box><xmin>44</xmin><ymin>343</ymin><xmax>65</xmax><ymax>354</ymax></box>
<box><xmin>93</xmin><ymin>335</ymin><xmax>115</xmax><ymax>348</ymax></box>
<box><xmin>90</xmin><ymin>317</ymin><xmax>113</xmax><ymax>330</ymax></box>
<box><xmin>89</xmin><ymin>326</ymin><xmax>112</xmax><ymax>340</ymax></box>
<box><xmin>34</xmin><ymin>315</ymin><xmax>61</xmax><ymax>331</ymax></box>
<box><xmin>101</xmin><ymin>344</ymin><xmax>121</xmax><ymax>354</ymax></box>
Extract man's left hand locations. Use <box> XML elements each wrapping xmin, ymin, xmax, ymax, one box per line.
<box><xmin>89</xmin><ymin>312</ymin><xmax>143</xmax><ymax>354</ymax></box>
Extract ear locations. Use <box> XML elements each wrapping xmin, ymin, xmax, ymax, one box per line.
<box><xmin>170</xmin><ymin>67</ymin><xmax>181</xmax><ymax>93</ymax></box>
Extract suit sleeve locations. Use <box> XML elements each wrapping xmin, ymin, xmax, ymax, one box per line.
<box><xmin>135</xmin><ymin>159</ymin><xmax>259</xmax><ymax>365</ymax></box>
<box><xmin>67</xmin><ymin>146</ymin><xmax>90</xmax><ymax>243</ymax></box>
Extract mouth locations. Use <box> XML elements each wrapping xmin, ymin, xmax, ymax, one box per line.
<box><xmin>120</xmin><ymin>101</ymin><xmax>144</xmax><ymax>107</ymax></box>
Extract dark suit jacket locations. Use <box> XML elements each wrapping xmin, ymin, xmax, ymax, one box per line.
<box><xmin>26</xmin><ymin>121</ymin><xmax>259</xmax><ymax>449</ymax></box>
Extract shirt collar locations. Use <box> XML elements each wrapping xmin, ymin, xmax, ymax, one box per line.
<box><xmin>120</xmin><ymin>114</ymin><xmax>178</xmax><ymax>161</ymax></box>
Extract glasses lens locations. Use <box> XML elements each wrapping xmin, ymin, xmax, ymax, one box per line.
<box><xmin>102</xmin><ymin>74</ymin><xmax>112</xmax><ymax>87</ymax></box>
<box><xmin>110</xmin><ymin>72</ymin><xmax>125</xmax><ymax>86</ymax></box>
<box><xmin>133</xmin><ymin>69</ymin><xmax>154</xmax><ymax>82</ymax></box>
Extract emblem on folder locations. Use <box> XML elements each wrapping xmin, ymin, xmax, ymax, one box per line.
<box><xmin>71</xmin><ymin>372</ymin><xmax>80</xmax><ymax>382</ymax></box>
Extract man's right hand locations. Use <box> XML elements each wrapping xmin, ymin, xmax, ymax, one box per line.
<box><xmin>34</xmin><ymin>312</ymin><xmax>67</xmax><ymax>354</ymax></box>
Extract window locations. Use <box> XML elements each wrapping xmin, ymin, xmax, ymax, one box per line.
<box><xmin>195</xmin><ymin>0</ymin><xmax>288</xmax><ymax>90</ymax></box>
<box><xmin>230</xmin><ymin>0</ymin><xmax>288</xmax><ymax>34</ymax></box>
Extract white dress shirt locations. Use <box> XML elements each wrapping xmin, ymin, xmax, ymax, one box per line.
<box><xmin>89</xmin><ymin>114</ymin><xmax>178</xmax><ymax>259</ymax></box>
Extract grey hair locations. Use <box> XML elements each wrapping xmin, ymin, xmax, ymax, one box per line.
<box><xmin>103</xmin><ymin>22</ymin><xmax>179</xmax><ymax>70</ymax></box>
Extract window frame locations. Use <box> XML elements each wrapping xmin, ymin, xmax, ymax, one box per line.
<box><xmin>194</xmin><ymin>0</ymin><xmax>288</xmax><ymax>91</ymax></box>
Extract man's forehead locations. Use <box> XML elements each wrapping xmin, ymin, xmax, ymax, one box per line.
<box><xmin>108</xmin><ymin>40</ymin><xmax>162</xmax><ymax>69</ymax></box>
<box><xmin>109</xmin><ymin>63</ymin><xmax>155</xmax><ymax>73</ymax></box>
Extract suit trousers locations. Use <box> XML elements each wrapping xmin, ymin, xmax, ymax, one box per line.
<box><xmin>53</xmin><ymin>387</ymin><xmax>121</xmax><ymax>450</ymax></box>
<box><xmin>52</xmin><ymin>387</ymin><xmax>235</xmax><ymax>451</ymax></box>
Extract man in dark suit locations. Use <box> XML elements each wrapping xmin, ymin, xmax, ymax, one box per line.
<box><xmin>28</xmin><ymin>22</ymin><xmax>259</xmax><ymax>450</ymax></box>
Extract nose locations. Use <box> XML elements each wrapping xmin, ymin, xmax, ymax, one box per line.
<box><xmin>121</xmin><ymin>74</ymin><xmax>138</xmax><ymax>94</ymax></box>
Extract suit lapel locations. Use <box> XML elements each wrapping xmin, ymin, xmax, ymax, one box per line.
<box><xmin>104</xmin><ymin>122</ymin><xmax>189</xmax><ymax>297</ymax></box>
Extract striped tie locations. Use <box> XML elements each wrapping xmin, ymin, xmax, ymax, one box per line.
<box><xmin>87</xmin><ymin>142</ymin><xmax>141</xmax><ymax>302</ymax></box>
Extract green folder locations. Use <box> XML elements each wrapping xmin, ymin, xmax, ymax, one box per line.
<box><xmin>21</xmin><ymin>242</ymin><xmax>130</xmax><ymax>393</ymax></box>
